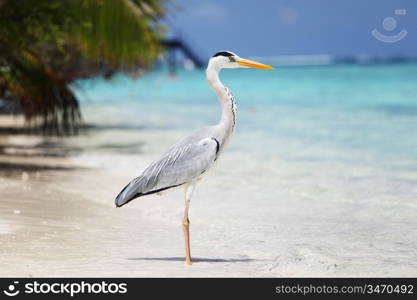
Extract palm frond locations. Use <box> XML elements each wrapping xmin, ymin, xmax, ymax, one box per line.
<box><xmin>0</xmin><ymin>0</ymin><xmax>166</xmax><ymax>134</ymax></box>
<box><xmin>73</xmin><ymin>0</ymin><xmax>164</xmax><ymax>67</ymax></box>
<box><xmin>0</xmin><ymin>37</ymin><xmax>80</xmax><ymax>134</ymax></box>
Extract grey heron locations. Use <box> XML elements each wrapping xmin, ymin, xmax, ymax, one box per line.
<box><xmin>115</xmin><ymin>51</ymin><xmax>273</xmax><ymax>265</ymax></box>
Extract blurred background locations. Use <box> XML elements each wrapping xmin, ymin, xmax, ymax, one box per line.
<box><xmin>0</xmin><ymin>0</ymin><xmax>417</xmax><ymax>277</ymax></box>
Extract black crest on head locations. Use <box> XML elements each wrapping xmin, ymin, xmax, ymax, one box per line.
<box><xmin>212</xmin><ymin>51</ymin><xmax>234</xmax><ymax>57</ymax></box>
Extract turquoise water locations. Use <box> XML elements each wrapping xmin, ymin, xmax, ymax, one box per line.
<box><xmin>75</xmin><ymin>63</ymin><xmax>417</xmax><ymax>162</ymax></box>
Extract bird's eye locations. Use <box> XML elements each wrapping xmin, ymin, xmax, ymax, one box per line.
<box><xmin>229</xmin><ymin>56</ymin><xmax>236</xmax><ymax>62</ymax></box>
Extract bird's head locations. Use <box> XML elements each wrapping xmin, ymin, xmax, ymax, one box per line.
<box><xmin>208</xmin><ymin>51</ymin><xmax>273</xmax><ymax>70</ymax></box>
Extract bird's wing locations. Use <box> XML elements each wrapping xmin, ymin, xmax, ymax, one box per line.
<box><xmin>115</xmin><ymin>133</ymin><xmax>219</xmax><ymax>207</ymax></box>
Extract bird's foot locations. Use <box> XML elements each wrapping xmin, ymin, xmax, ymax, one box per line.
<box><xmin>185</xmin><ymin>258</ymin><xmax>192</xmax><ymax>265</ymax></box>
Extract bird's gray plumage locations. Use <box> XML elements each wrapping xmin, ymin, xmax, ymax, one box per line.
<box><xmin>115</xmin><ymin>127</ymin><xmax>220</xmax><ymax>207</ymax></box>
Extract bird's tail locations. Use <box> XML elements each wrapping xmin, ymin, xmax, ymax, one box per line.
<box><xmin>115</xmin><ymin>176</ymin><xmax>147</xmax><ymax>207</ymax></box>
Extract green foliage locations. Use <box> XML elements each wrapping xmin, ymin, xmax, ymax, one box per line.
<box><xmin>0</xmin><ymin>0</ymin><xmax>165</xmax><ymax>134</ymax></box>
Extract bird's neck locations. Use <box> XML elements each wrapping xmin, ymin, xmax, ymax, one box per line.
<box><xmin>206</xmin><ymin>66</ymin><xmax>237</xmax><ymax>144</ymax></box>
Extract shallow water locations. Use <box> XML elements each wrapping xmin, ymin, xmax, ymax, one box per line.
<box><xmin>76</xmin><ymin>63</ymin><xmax>417</xmax><ymax>159</ymax></box>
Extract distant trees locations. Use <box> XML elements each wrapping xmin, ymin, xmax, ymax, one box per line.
<box><xmin>0</xmin><ymin>0</ymin><xmax>165</xmax><ymax>134</ymax></box>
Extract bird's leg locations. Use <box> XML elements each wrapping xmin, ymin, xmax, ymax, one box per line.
<box><xmin>182</xmin><ymin>207</ymin><xmax>191</xmax><ymax>265</ymax></box>
<box><xmin>182</xmin><ymin>183</ymin><xmax>196</xmax><ymax>265</ymax></box>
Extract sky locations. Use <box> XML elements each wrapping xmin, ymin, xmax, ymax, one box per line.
<box><xmin>163</xmin><ymin>0</ymin><xmax>417</xmax><ymax>59</ymax></box>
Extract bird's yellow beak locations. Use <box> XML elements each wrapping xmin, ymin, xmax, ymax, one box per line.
<box><xmin>237</xmin><ymin>58</ymin><xmax>274</xmax><ymax>69</ymax></box>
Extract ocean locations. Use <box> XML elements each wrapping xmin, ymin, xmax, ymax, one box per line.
<box><xmin>76</xmin><ymin>63</ymin><xmax>417</xmax><ymax>164</ymax></box>
<box><xmin>71</xmin><ymin>63</ymin><xmax>417</xmax><ymax>276</ymax></box>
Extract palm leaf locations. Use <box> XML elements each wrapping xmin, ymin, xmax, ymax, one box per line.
<box><xmin>0</xmin><ymin>0</ymin><xmax>165</xmax><ymax>134</ymax></box>
<box><xmin>0</xmin><ymin>37</ymin><xmax>80</xmax><ymax>134</ymax></box>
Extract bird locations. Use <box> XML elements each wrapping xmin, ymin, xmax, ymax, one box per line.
<box><xmin>115</xmin><ymin>51</ymin><xmax>273</xmax><ymax>265</ymax></box>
